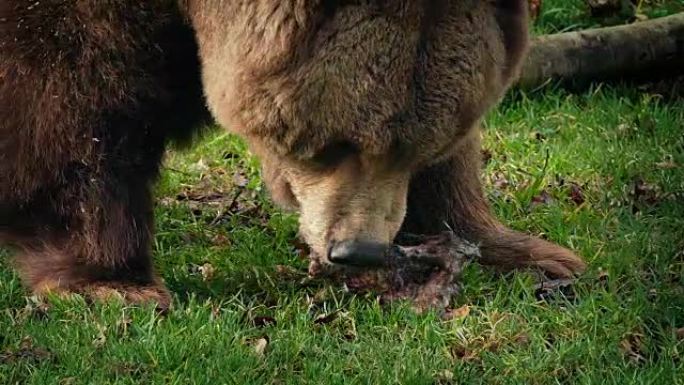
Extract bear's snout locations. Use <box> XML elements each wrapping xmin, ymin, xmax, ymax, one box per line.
<box><xmin>328</xmin><ymin>239</ymin><xmax>389</xmax><ymax>267</ymax></box>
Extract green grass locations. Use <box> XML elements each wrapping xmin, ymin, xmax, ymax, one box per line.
<box><xmin>2</xmin><ymin>3</ymin><xmax>684</xmax><ymax>384</ymax></box>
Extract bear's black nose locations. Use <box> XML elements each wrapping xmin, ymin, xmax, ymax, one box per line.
<box><xmin>328</xmin><ymin>240</ymin><xmax>389</xmax><ymax>267</ymax></box>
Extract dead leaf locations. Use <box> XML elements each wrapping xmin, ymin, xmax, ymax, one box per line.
<box><xmin>529</xmin><ymin>0</ymin><xmax>542</xmax><ymax>19</ymax></box>
<box><xmin>587</xmin><ymin>0</ymin><xmax>622</xmax><ymax>16</ymax></box>
<box><xmin>16</xmin><ymin>297</ymin><xmax>50</xmax><ymax>323</ymax></box>
<box><xmin>314</xmin><ymin>311</ymin><xmax>339</xmax><ymax>325</ymax></box>
<box><xmin>514</xmin><ymin>333</ymin><xmax>531</xmax><ymax>346</ymax></box>
<box><xmin>199</xmin><ymin>263</ymin><xmax>216</xmax><ymax>281</ymax></box>
<box><xmin>531</xmin><ymin>131</ymin><xmax>547</xmax><ymax>142</ymax></box>
<box><xmin>632</xmin><ymin>178</ymin><xmax>661</xmax><ymax>212</ymax></box>
<box><xmin>656</xmin><ymin>156</ymin><xmax>678</xmax><ymax>170</ymax></box>
<box><xmin>450</xmin><ymin>345</ymin><xmax>479</xmax><ymax>362</ymax></box>
<box><xmin>291</xmin><ymin>238</ymin><xmax>311</xmax><ymax>260</ymax></box>
<box><xmin>211</xmin><ymin>306</ymin><xmax>222</xmax><ymax>319</ymax></box>
<box><xmin>620</xmin><ymin>333</ymin><xmax>646</xmax><ymax>365</ymax></box>
<box><xmin>191</xmin><ymin>158</ymin><xmax>209</xmax><ymax>173</ymax></box>
<box><xmin>568</xmin><ymin>183</ymin><xmax>585</xmax><ymax>205</ymax></box>
<box><xmin>634</xmin><ymin>13</ymin><xmax>649</xmax><ymax>22</ymax></box>
<box><xmin>533</xmin><ymin>278</ymin><xmax>577</xmax><ymax>302</ymax></box>
<box><xmin>233</xmin><ymin>172</ymin><xmax>249</xmax><ymax>188</ymax></box>
<box><xmin>252</xmin><ymin>316</ymin><xmax>277</xmax><ymax>328</ymax></box>
<box><xmin>116</xmin><ymin>314</ymin><xmax>133</xmax><ymax>336</ymax></box>
<box><xmin>275</xmin><ymin>265</ymin><xmax>307</xmax><ymax>282</ymax></box>
<box><xmin>491</xmin><ymin>172</ymin><xmax>509</xmax><ymax>189</ymax></box>
<box><xmin>343</xmin><ymin>327</ymin><xmax>357</xmax><ymax>341</ymax></box>
<box><xmin>275</xmin><ymin>264</ymin><xmax>297</xmax><ymax>275</ymax></box>
<box><xmin>110</xmin><ymin>361</ymin><xmax>145</xmax><ymax>376</ymax></box>
<box><xmin>481</xmin><ymin>148</ymin><xmax>493</xmax><ymax>165</ymax></box>
<box><xmin>250</xmin><ymin>337</ymin><xmax>269</xmax><ymax>357</ymax></box>
<box><xmin>0</xmin><ymin>337</ymin><xmax>52</xmax><ymax>364</ymax></box>
<box><xmin>443</xmin><ymin>305</ymin><xmax>471</xmax><ymax>321</ymax></box>
<box><xmin>211</xmin><ymin>233</ymin><xmax>231</xmax><ymax>247</ymax></box>
<box><xmin>530</xmin><ymin>190</ymin><xmax>554</xmax><ymax>208</ymax></box>
<box><xmin>222</xmin><ymin>151</ymin><xmax>238</xmax><ymax>160</ymax></box>
<box><xmin>92</xmin><ymin>324</ymin><xmax>107</xmax><ymax>348</ymax></box>
<box><xmin>310</xmin><ymin>310</ymin><xmax>357</xmax><ymax>341</ymax></box>
<box><xmin>675</xmin><ymin>327</ymin><xmax>684</xmax><ymax>340</ymax></box>
<box><xmin>434</xmin><ymin>369</ymin><xmax>455</xmax><ymax>384</ymax></box>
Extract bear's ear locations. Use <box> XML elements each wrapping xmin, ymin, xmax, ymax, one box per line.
<box><xmin>494</xmin><ymin>0</ymin><xmax>530</xmax><ymax>84</ymax></box>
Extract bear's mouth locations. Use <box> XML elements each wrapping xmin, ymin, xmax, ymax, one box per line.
<box><xmin>306</xmin><ymin>232</ymin><xmax>480</xmax><ymax>313</ymax></box>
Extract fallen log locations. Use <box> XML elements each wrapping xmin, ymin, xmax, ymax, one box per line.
<box><xmin>519</xmin><ymin>12</ymin><xmax>684</xmax><ymax>88</ymax></box>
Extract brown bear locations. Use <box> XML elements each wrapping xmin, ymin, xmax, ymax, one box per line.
<box><xmin>188</xmin><ymin>1</ymin><xmax>586</xmax><ymax>278</ymax></box>
<box><xmin>1</xmin><ymin>0</ymin><xmax>585</xmax><ymax>309</ymax></box>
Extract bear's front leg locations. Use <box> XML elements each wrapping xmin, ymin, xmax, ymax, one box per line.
<box><xmin>9</xmin><ymin>178</ymin><xmax>171</xmax><ymax>312</ymax></box>
<box><xmin>401</xmin><ymin>133</ymin><xmax>587</xmax><ymax>279</ymax></box>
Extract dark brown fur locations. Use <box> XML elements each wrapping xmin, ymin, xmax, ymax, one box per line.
<box><xmin>0</xmin><ymin>1</ymin><xmax>209</xmax><ymax>308</ymax></box>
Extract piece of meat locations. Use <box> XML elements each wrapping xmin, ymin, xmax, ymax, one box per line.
<box><xmin>308</xmin><ymin>232</ymin><xmax>480</xmax><ymax>312</ymax></box>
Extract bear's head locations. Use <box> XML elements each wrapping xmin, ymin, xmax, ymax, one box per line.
<box><xmin>191</xmin><ymin>0</ymin><xmax>529</xmax><ymax>266</ymax></box>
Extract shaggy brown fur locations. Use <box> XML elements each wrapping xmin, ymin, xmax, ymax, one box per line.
<box><xmin>189</xmin><ymin>0</ymin><xmax>586</xmax><ymax>278</ymax></box>
<box><xmin>0</xmin><ymin>1</ymin><xmax>209</xmax><ymax>309</ymax></box>
<box><xmin>1</xmin><ymin>0</ymin><xmax>584</xmax><ymax>309</ymax></box>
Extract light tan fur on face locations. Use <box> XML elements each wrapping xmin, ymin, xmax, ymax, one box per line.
<box><xmin>287</xmin><ymin>154</ymin><xmax>410</xmax><ymax>259</ymax></box>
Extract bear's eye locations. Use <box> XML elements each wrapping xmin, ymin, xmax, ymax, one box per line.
<box><xmin>311</xmin><ymin>141</ymin><xmax>359</xmax><ymax>168</ymax></box>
